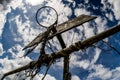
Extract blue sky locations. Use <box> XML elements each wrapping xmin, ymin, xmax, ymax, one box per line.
<box><xmin>0</xmin><ymin>0</ymin><xmax>120</xmax><ymax>80</ymax></box>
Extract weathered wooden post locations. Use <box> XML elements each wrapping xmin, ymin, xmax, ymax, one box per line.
<box><xmin>1</xmin><ymin>5</ymin><xmax>120</xmax><ymax>80</ymax></box>
<box><xmin>23</xmin><ymin>12</ymin><xmax>97</xmax><ymax>80</ymax></box>
<box><xmin>24</xmin><ymin>14</ymin><xmax>97</xmax><ymax>80</ymax></box>
<box><xmin>2</xmin><ymin>24</ymin><xmax>120</xmax><ymax>80</ymax></box>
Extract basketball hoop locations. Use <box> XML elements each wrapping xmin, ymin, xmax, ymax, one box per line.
<box><xmin>36</xmin><ymin>6</ymin><xmax>58</xmax><ymax>29</ymax></box>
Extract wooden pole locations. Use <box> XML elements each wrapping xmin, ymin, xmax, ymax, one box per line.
<box><xmin>2</xmin><ymin>24</ymin><xmax>120</xmax><ymax>80</ymax></box>
<box><xmin>51</xmin><ymin>27</ymin><xmax>70</xmax><ymax>80</ymax></box>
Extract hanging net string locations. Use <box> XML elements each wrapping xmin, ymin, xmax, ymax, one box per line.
<box><xmin>36</xmin><ymin>6</ymin><xmax>58</xmax><ymax>53</ymax></box>
<box><xmin>18</xmin><ymin>6</ymin><xmax>58</xmax><ymax>80</ymax></box>
<box><xmin>41</xmin><ymin>58</ymin><xmax>54</xmax><ymax>80</ymax></box>
<box><xmin>20</xmin><ymin>6</ymin><xmax>58</xmax><ymax>58</ymax></box>
<box><xmin>30</xmin><ymin>7</ymin><xmax>58</xmax><ymax>78</ymax></box>
<box><xmin>93</xmin><ymin>39</ymin><xmax>120</xmax><ymax>55</ymax></box>
<box><xmin>102</xmin><ymin>40</ymin><xmax>120</xmax><ymax>55</ymax></box>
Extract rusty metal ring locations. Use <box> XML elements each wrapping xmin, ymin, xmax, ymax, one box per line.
<box><xmin>36</xmin><ymin>6</ymin><xmax>58</xmax><ymax>29</ymax></box>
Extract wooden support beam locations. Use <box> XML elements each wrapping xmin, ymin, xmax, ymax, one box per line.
<box><xmin>51</xmin><ymin>27</ymin><xmax>69</xmax><ymax>80</ymax></box>
<box><xmin>23</xmin><ymin>14</ymin><xmax>97</xmax><ymax>50</ymax></box>
<box><xmin>2</xmin><ymin>24</ymin><xmax>120</xmax><ymax>80</ymax></box>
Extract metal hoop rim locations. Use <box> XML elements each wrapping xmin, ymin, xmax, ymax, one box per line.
<box><xmin>36</xmin><ymin>6</ymin><xmax>58</xmax><ymax>29</ymax></box>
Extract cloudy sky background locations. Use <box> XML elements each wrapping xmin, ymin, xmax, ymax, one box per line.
<box><xmin>0</xmin><ymin>0</ymin><xmax>120</xmax><ymax>80</ymax></box>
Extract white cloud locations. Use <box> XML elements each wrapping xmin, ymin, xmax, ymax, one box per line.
<box><xmin>0</xmin><ymin>57</ymin><xmax>32</xmax><ymax>80</ymax></box>
<box><xmin>0</xmin><ymin>0</ymin><xmax>9</xmax><ymax>10</ymax></box>
<box><xmin>47</xmin><ymin>0</ymin><xmax>72</xmax><ymax>24</ymax></box>
<box><xmin>70</xmin><ymin>54</ymin><xmax>90</xmax><ymax>69</ymax></box>
<box><xmin>15</xmin><ymin>74</ymin><xmax>57</xmax><ymax>80</ymax></box>
<box><xmin>10</xmin><ymin>0</ymin><xmax>23</xmax><ymax>10</ymax></box>
<box><xmin>38</xmin><ymin>74</ymin><xmax>56</xmax><ymax>80</ymax></box>
<box><xmin>62</xmin><ymin>30</ymin><xmax>81</xmax><ymax>47</ymax></box>
<box><xmin>83</xmin><ymin>16</ymin><xmax>108</xmax><ymax>39</ymax></box>
<box><xmin>66</xmin><ymin>0</ymin><xmax>75</xmax><ymax>3</ymax></box>
<box><xmin>8</xmin><ymin>13</ymin><xmax>40</xmax><ymax>46</ymax></box>
<box><xmin>105</xmin><ymin>12</ymin><xmax>114</xmax><ymax>21</ymax></box>
<box><xmin>110</xmin><ymin>67</ymin><xmax>120</xmax><ymax>80</ymax></box>
<box><xmin>25</xmin><ymin>0</ymin><xmax>44</xmax><ymax>6</ymax></box>
<box><xmin>107</xmin><ymin>0</ymin><xmax>120</xmax><ymax>20</ymax></box>
<box><xmin>7</xmin><ymin>44</ymin><xmax>24</xmax><ymax>58</ymax></box>
<box><xmin>87</xmin><ymin>65</ymin><xmax>120</xmax><ymax>80</ymax></box>
<box><xmin>0</xmin><ymin>4</ymin><xmax>4</xmax><ymax>10</ymax></box>
<box><xmin>84</xmin><ymin>23</ymin><xmax>95</xmax><ymax>38</ymax></box>
<box><xmin>74</xmin><ymin>8</ymin><xmax>90</xmax><ymax>17</ymax></box>
<box><xmin>0</xmin><ymin>57</ymin><xmax>31</xmax><ymax>71</ymax></box>
<box><xmin>91</xmin><ymin>48</ymin><xmax>101</xmax><ymax>64</ymax></box>
<box><xmin>72</xmin><ymin>75</ymin><xmax>81</xmax><ymax>80</ymax></box>
<box><xmin>94</xmin><ymin>16</ymin><xmax>108</xmax><ymax>33</ymax></box>
<box><xmin>87</xmin><ymin>64</ymin><xmax>112</xmax><ymax>80</ymax></box>
<box><xmin>0</xmin><ymin>0</ymin><xmax>24</xmax><ymax>38</ymax></box>
<box><xmin>0</xmin><ymin>43</ymin><xmax>4</xmax><ymax>56</ymax></box>
<box><xmin>0</xmin><ymin>11</ymin><xmax>9</xmax><ymax>38</ymax></box>
<box><xmin>112</xmin><ymin>3</ymin><xmax>120</xmax><ymax>20</ymax></box>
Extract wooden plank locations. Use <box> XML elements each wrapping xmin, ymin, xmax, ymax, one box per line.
<box><xmin>55</xmin><ymin>14</ymin><xmax>97</xmax><ymax>35</ymax></box>
<box><xmin>23</xmin><ymin>14</ymin><xmax>97</xmax><ymax>50</ymax></box>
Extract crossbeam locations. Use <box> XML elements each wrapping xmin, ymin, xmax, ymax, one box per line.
<box><xmin>2</xmin><ymin>24</ymin><xmax>120</xmax><ymax>80</ymax></box>
<box><xmin>23</xmin><ymin>14</ymin><xmax>97</xmax><ymax>50</ymax></box>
